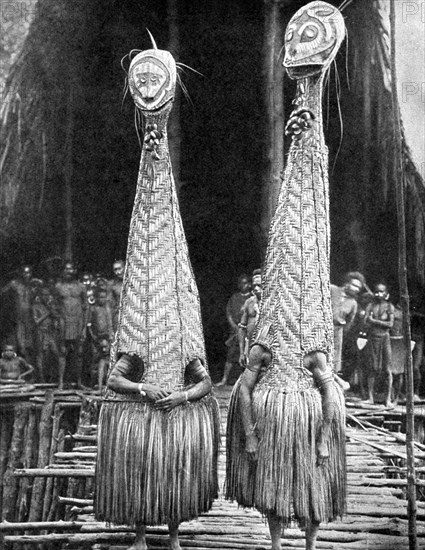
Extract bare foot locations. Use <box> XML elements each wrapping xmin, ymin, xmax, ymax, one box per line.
<box><xmin>128</xmin><ymin>542</ymin><xmax>147</xmax><ymax>550</ymax></box>
<box><xmin>316</xmin><ymin>438</ymin><xmax>329</xmax><ymax>467</ymax></box>
<box><xmin>385</xmin><ymin>400</ymin><xmax>394</xmax><ymax>409</ymax></box>
<box><xmin>215</xmin><ymin>380</ymin><xmax>227</xmax><ymax>387</ymax></box>
<box><xmin>129</xmin><ymin>527</ymin><xmax>147</xmax><ymax>550</ymax></box>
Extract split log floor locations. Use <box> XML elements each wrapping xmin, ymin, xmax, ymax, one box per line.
<box><xmin>3</xmin><ymin>386</ymin><xmax>425</xmax><ymax>549</ymax></box>
<box><xmin>101</xmin><ymin>387</ymin><xmax>425</xmax><ymax>549</ymax></box>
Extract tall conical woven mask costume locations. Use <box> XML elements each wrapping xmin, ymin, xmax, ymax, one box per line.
<box><xmin>252</xmin><ymin>0</ymin><xmax>345</xmax><ymax>375</ymax></box>
<box><xmin>109</xmin><ymin>47</ymin><xmax>207</xmax><ymax>394</ymax></box>
<box><xmin>226</xmin><ymin>2</ymin><xmax>346</xmax><ymax>526</ymax></box>
<box><xmin>95</xmin><ymin>44</ymin><xmax>220</xmax><ymax>530</ymax></box>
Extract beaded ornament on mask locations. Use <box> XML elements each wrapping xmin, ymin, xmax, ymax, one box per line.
<box><xmin>107</xmin><ymin>35</ymin><xmax>208</xmax><ymax>397</ymax></box>
<box><xmin>252</xmin><ymin>2</ymin><xmax>346</xmax><ymax>379</ymax></box>
<box><xmin>126</xmin><ymin>34</ymin><xmax>176</xmax><ymax>163</ymax></box>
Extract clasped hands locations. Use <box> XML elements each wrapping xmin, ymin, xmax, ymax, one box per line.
<box><xmin>139</xmin><ymin>383</ymin><xmax>188</xmax><ymax>412</ymax></box>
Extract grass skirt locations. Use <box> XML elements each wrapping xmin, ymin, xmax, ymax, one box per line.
<box><xmin>225</xmin><ymin>378</ymin><xmax>346</xmax><ymax>527</ymax></box>
<box><xmin>95</xmin><ymin>395</ymin><xmax>220</xmax><ymax>527</ymax></box>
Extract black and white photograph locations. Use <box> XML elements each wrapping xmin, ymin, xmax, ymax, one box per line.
<box><xmin>0</xmin><ymin>1</ymin><xmax>424</xmax><ymax>548</ymax></box>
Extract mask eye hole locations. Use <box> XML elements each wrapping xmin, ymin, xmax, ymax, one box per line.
<box><xmin>315</xmin><ymin>7</ymin><xmax>334</xmax><ymax>17</ymax></box>
<box><xmin>300</xmin><ymin>25</ymin><xmax>318</xmax><ymax>42</ymax></box>
<box><xmin>286</xmin><ymin>29</ymin><xmax>294</xmax><ymax>41</ymax></box>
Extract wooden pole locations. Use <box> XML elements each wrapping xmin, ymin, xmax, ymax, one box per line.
<box><xmin>63</xmin><ymin>89</ymin><xmax>74</xmax><ymax>261</ymax></box>
<box><xmin>261</xmin><ymin>0</ymin><xmax>285</xmax><ymax>252</ymax></box>
<box><xmin>28</xmin><ymin>392</ymin><xmax>54</xmax><ymax>523</ymax></box>
<box><xmin>389</xmin><ymin>2</ymin><xmax>417</xmax><ymax>549</ymax></box>
<box><xmin>167</xmin><ymin>0</ymin><xmax>182</xmax><ymax>193</ymax></box>
<box><xmin>0</xmin><ymin>409</ymin><xmax>14</xmax><ymax>518</ymax></box>
<box><xmin>42</xmin><ymin>404</ymin><xmax>64</xmax><ymax>520</ymax></box>
<box><xmin>47</xmin><ymin>428</ymin><xmax>66</xmax><ymax>522</ymax></box>
<box><xmin>14</xmin><ymin>469</ymin><xmax>94</xmax><ymax>478</ymax></box>
<box><xmin>17</xmin><ymin>404</ymin><xmax>38</xmax><ymax>522</ymax></box>
<box><xmin>2</xmin><ymin>404</ymin><xmax>30</xmax><ymax>521</ymax></box>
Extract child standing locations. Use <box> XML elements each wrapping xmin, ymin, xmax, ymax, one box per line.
<box><xmin>0</xmin><ymin>344</ymin><xmax>33</xmax><ymax>384</ymax></box>
<box><xmin>363</xmin><ymin>283</ymin><xmax>394</xmax><ymax>407</ymax></box>
<box><xmin>87</xmin><ymin>288</ymin><xmax>113</xmax><ymax>388</ymax></box>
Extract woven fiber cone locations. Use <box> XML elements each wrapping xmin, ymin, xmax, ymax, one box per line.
<box><xmin>108</xmin><ymin>49</ymin><xmax>207</xmax><ymax>393</ymax></box>
<box><xmin>226</xmin><ymin>2</ymin><xmax>347</xmax><ymax>527</ymax></box>
<box><xmin>95</xmin><ymin>47</ymin><xmax>220</xmax><ymax>528</ymax></box>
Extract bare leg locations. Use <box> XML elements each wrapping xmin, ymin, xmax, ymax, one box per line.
<box><xmin>58</xmin><ymin>356</ymin><xmax>66</xmax><ymax>390</ymax></box>
<box><xmin>216</xmin><ymin>361</ymin><xmax>232</xmax><ymax>386</ymax></box>
<box><xmin>36</xmin><ymin>352</ymin><xmax>45</xmax><ymax>384</ymax></box>
<box><xmin>393</xmin><ymin>374</ymin><xmax>402</xmax><ymax>405</ymax></box>
<box><xmin>128</xmin><ymin>525</ymin><xmax>147</xmax><ymax>550</ymax></box>
<box><xmin>98</xmin><ymin>358</ymin><xmax>105</xmax><ymax>393</ymax></box>
<box><xmin>365</xmin><ymin>375</ymin><xmax>375</xmax><ymax>404</ymax></box>
<box><xmin>267</xmin><ymin>512</ymin><xmax>283</xmax><ymax>550</ymax></box>
<box><xmin>76</xmin><ymin>341</ymin><xmax>84</xmax><ymax>388</ymax></box>
<box><xmin>168</xmin><ymin>521</ymin><xmax>181</xmax><ymax>550</ymax></box>
<box><xmin>305</xmin><ymin>521</ymin><xmax>320</xmax><ymax>550</ymax></box>
<box><xmin>386</xmin><ymin>370</ymin><xmax>393</xmax><ymax>408</ymax></box>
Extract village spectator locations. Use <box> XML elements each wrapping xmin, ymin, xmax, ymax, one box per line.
<box><xmin>363</xmin><ymin>282</ymin><xmax>395</xmax><ymax>407</ymax></box>
<box><xmin>389</xmin><ymin>303</ymin><xmax>411</xmax><ymax>405</ymax></box>
<box><xmin>216</xmin><ymin>273</ymin><xmax>251</xmax><ymax>386</ymax></box>
<box><xmin>32</xmin><ymin>286</ymin><xmax>62</xmax><ymax>384</ymax></box>
<box><xmin>330</xmin><ymin>272</ymin><xmax>366</xmax><ymax>390</ymax></box>
<box><xmin>81</xmin><ymin>272</ymin><xmax>96</xmax><ymax>305</ymax></box>
<box><xmin>0</xmin><ymin>343</ymin><xmax>33</xmax><ymax>384</ymax></box>
<box><xmin>412</xmin><ymin>310</ymin><xmax>425</xmax><ymax>399</ymax></box>
<box><xmin>238</xmin><ymin>269</ymin><xmax>262</xmax><ymax>368</ymax></box>
<box><xmin>87</xmin><ymin>288</ymin><xmax>114</xmax><ymax>387</ymax></box>
<box><xmin>0</xmin><ymin>265</ymin><xmax>35</xmax><ymax>362</ymax></box>
<box><xmin>107</xmin><ymin>260</ymin><xmax>125</xmax><ymax>332</ymax></box>
<box><xmin>55</xmin><ymin>262</ymin><xmax>87</xmax><ymax>388</ymax></box>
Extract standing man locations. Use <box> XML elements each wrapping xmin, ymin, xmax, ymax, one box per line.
<box><xmin>55</xmin><ymin>262</ymin><xmax>87</xmax><ymax>388</ymax></box>
<box><xmin>216</xmin><ymin>273</ymin><xmax>251</xmax><ymax>386</ymax></box>
<box><xmin>32</xmin><ymin>286</ymin><xmax>62</xmax><ymax>384</ymax></box>
<box><xmin>0</xmin><ymin>265</ymin><xmax>35</xmax><ymax>362</ymax></box>
<box><xmin>330</xmin><ymin>271</ymin><xmax>366</xmax><ymax>389</ymax></box>
<box><xmin>238</xmin><ymin>269</ymin><xmax>262</xmax><ymax>367</ymax></box>
<box><xmin>107</xmin><ymin>260</ymin><xmax>125</xmax><ymax>332</ymax></box>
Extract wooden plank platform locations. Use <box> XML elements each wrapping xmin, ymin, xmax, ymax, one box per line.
<box><xmin>3</xmin><ymin>386</ymin><xmax>425</xmax><ymax>549</ymax></box>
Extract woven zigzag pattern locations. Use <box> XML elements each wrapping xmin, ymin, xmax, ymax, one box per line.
<box><xmin>111</xmin><ymin>108</ymin><xmax>207</xmax><ymax>391</ymax></box>
<box><xmin>253</xmin><ymin>142</ymin><xmax>334</xmax><ymax>384</ymax></box>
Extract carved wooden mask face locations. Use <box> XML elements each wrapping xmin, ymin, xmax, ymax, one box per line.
<box><xmin>129</xmin><ymin>49</ymin><xmax>176</xmax><ymax>111</ymax></box>
<box><xmin>283</xmin><ymin>1</ymin><xmax>345</xmax><ymax>79</ymax></box>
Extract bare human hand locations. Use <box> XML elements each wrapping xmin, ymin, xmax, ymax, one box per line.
<box><xmin>316</xmin><ymin>435</ymin><xmax>330</xmax><ymax>466</ymax></box>
<box><xmin>245</xmin><ymin>432</ymin><xmax>259</xmax><ymax>461</ymax></box>
<box><xmin>155</xmin><ymin>391</ymin><xmax>186</xmax><ymax>412</ymax></box>
<box><xmin>142</xmin><ymin>384</ymin><xmax>170</xmax><ymax>401</ymax></box>
<box><xmin>239</xmin><ymin>352</ymin><xmax>247</xmax><ymax>368</ymax></box>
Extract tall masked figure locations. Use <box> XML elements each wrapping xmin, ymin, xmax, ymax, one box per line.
<box><xmin>226</xmin><ymin>4</ymin><xmax>347</xmax><ymax>549</ymax></box>
<box><xmin>95</xmin><ymin>42</ymin><xmax>220</xmax><ymax>550</ymax></box>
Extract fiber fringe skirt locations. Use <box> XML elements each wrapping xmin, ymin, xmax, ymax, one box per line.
<box><xmin>95</xmin><ymin>395</ymin><xmax>220</xmax><ymax>527</ymax></box>
<box><xmin>225</xmin><ymin>378</ymin><xmax>346</xmax><ymax>527</ymax></box>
